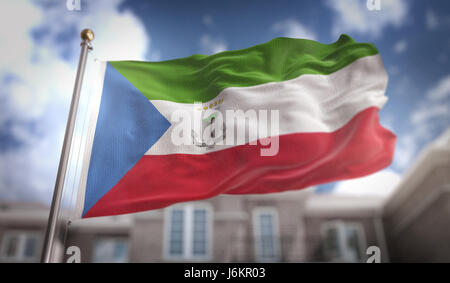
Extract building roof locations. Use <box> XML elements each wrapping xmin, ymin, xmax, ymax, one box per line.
<box><xmin>383</xmin><ymin>127</ymin><xmax>450</xmax><ymax>215</ymax></box>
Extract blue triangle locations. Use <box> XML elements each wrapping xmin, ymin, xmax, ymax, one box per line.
<box><xmin>82</xmin><ymin>63</ymin><xmax>171</xmax><ymax>217</ymax></box>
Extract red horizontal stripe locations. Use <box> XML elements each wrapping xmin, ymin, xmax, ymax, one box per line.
<box><xmin>84</xmin><ymin>107</ymin><xmax>395</xmax><ymax>218</ymax></box>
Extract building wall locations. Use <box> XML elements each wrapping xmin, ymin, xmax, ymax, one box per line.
<box><xmin>383</xmin><ymin>135</ymin><xmax>450</xmax><ymax>263</ymax></box>
<box><xmin>303</xmin><ymin>216</ymin><xmax>384</xmax><ymax>262</ymax></box>
<box><xmin>127</xmin><ymin>192</ymin><xmax>310</xmax><ymax>262</ymax></box>
<box><xmin>386</xmin><ymin>193</ymin><xmax>450</xmax><ymax>262</ymax></box>
<box><xmin>383</xmin><ymin>166</ymin><xmax>450</xmax><ymax>262</ymax></box>
<box><xmin>48</xmin><ymin>190</ymin><xmax>311</xmax><ymax>263</ymax></box>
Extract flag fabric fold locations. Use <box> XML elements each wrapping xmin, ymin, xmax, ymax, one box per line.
<box><xmin>78</xmin><ymin>35</ymin><xmax>395</xmax><ymax>218</ymax></box>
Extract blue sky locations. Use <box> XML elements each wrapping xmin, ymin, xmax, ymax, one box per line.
<box><xmin>0</xmin><ymin>0</ymin><xmax>449</xmax><ymax>203</ymax></box>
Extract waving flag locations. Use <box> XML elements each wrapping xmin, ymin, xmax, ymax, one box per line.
<box><xmin>77</xmin><ymin>35</ymin><xmax>395</xmax><ymax>218</ymax></box>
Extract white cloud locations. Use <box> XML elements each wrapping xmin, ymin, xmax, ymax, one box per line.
<box><xmin>326</xmin><ymin>0</ymin><xmax>409</xmax><ymax>38</ymax></box>
<box><xmin>200</xmin><ymin>34</ymin><xmax>227</xmax><ymax>54</ymax></box>
<box><xmin>0</xmin><ymin>1</ymin><xmax>43</xmax><ymax>74</ymax></box>
<box><xmin>426</xmin><ymin>74</ymin><xmax>450</xmax><ymax>101</ymax></box>
<box><xmin>426</xmin><ymin>9</ymin><xmax>439</xmax><ymax>30</ymax></box>
<box><xmin>393</xmin><ymin>74</ymin><xmax>450</xmax><ymax>170</ymax></box>
<box><xmin>380</xmin><ymin>112</ymin><xmax>395</xmax><ymax>132</ymax></box>
<box><xmin>394</xmin><ymin>134</ymin><xmax>418</xmax><ymax>169</ymax></box>
<box><xmin>0</xmin><ymin>0</ymin><xmax>151</xmax><ymax>203</ymax></box>
<box><xmin>334</xmin><ymin>170</ymin><xmax>402</xmax><ymax>198</ymax></box>
<box><xmin>271</xmin><ymin>19</ymin><xmax>317</xmax><ymax>40</ymax></box>
<box><xmin>410</xmin><ymin>75</ymin><xmax>450</xmax><ymax>129</ymax></box>
<box><xmin>388</xmin><ymin>65</ymin><xmax>400</xmax><ymax>76</ymax></box>
<box><xmin>29</xmin><ymin>0</ymin><xmax>150</xmax><ymax>62</ymax></box>
<box><xmin>203</xmin><ymin>14</ymin><xmax>214</xmax><ymax>28</ymax></box>
<box><xmin>411</xmin><ymin>104</ymin><xmax>450</xmax><ymax>125</ymax></box>
<box><xmin>393</xmin><ymin>39</ymin><xmax>407</xmax><ymax>54</ymax></box>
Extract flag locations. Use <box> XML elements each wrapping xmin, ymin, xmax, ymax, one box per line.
<box><xmin>77</xmin><ymin>35</ymin><xmax>395</xmax><ymax>218</ymax></box>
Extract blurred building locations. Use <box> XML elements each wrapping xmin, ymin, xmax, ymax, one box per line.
<box><xmin>383</xmin><ymin>128</ymin><xmax>450</xmax><ymax>262</ymax></box>
<box><xmin>0</xmin><ymin>128</ymin><xmax>449</xmax><ymax>263</ymax></box>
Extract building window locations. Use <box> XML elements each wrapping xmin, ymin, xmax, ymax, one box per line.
<box><xmin>192</xmin><ymin>209</ymin><xmax>207</xmax><ymax>256</ymax></box>
<box><xmin>0</xmin><ymin>231</ymin><xmax>40</xmax><ymax>262</ymax></box>
<box><xmin>168</xmin><ymin>209</ymin><xmax>184</xmax><ymax>256</ymax></box>
<box><xmin>92</xmin><ymin>238</ymin><xmax>129</xmax><ymax>263</ymax></box>
<box><xmin>321</xmin><ymin>221</ymin><xmax>366</xmax><ymax>262</ymax></box>
<box><xmin>253</xmin><ymin>208</ymin><xmax>280</xmax><ymax>262</ymax></box>
<box><xmin>165</xmin><ymin>204</ymin><xmax>212</xmax><ymax>260</ymax></box>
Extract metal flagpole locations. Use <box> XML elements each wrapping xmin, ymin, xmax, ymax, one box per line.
<box><xmin>41</xmin><ymin>29</ymin><xmax>95</xmax><ymax>263</ymax></box>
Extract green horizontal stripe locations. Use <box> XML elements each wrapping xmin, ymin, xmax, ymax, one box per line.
<box><xmin>109</xmin><ymin>34</ymin><xmax>379</xmax><ymax>104</ymax></box>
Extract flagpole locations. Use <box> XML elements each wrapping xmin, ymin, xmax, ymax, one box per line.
<box><xmin>41</xmin><ymin>29</ymin><xmax>95</xmax><ymax>263</ymax></box>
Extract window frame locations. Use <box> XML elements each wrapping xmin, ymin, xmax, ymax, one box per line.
<box><xmin>320</xmin><ymin>221</ymin><xmax>367</xmax><ymax>263</ymax></box>
<box><xmin>252</xmin><ymin>207</ymin><xmax>281</xmax><ymax>262</ymax></box>
<box><xmin>0</xmin><ymin>230</ymin><xmax>41</xmax><ymax>262</ymax></box>
<box><xmin>163</xmin><ymin>203</ymin><xmax>213</xmax><ymax>261</ymax></box>
<box><xmin>92</xmin><ymin>237</ymin><xmax>129</xmax><ymax>263</ymax></box>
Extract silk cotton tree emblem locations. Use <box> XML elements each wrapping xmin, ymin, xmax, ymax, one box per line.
<box><xmin>192</xmin><ymin>100</ymin><xmax>226</xmax><ymax>149</ymax></box>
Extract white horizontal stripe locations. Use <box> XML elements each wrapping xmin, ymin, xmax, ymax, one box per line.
<box><xmin>146</xmin><ymin>54</ymin><xmax>388</xmax><ymax>155</ymax></box>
